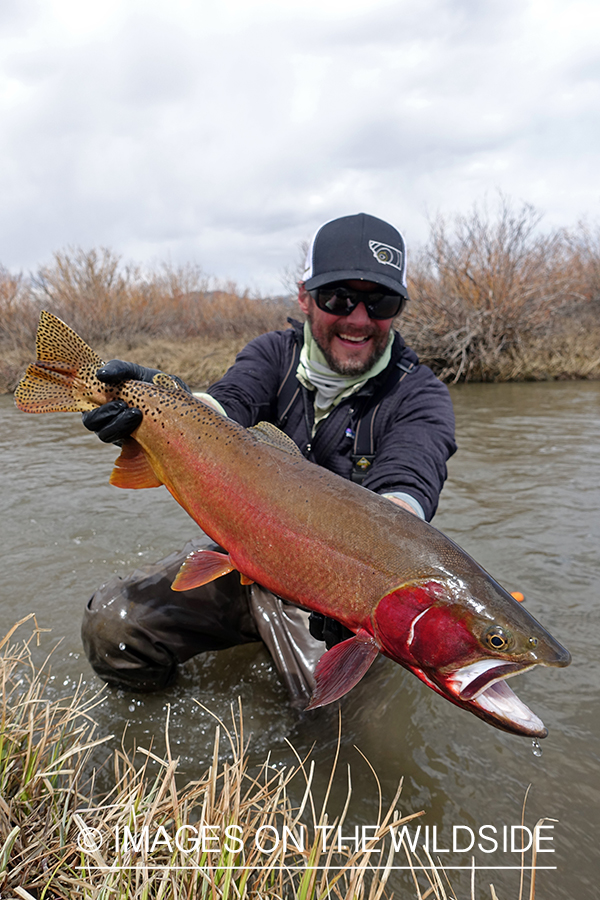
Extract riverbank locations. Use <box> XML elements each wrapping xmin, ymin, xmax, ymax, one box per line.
<box><xmin>0</xmin><ymin>332</ymin><xmax>252</xmax><ymax>394</ymax></box>
<box><xmin>3</xmin><ymin>316</ymin><xmax>599</xmax><ymax>395</ymax></box>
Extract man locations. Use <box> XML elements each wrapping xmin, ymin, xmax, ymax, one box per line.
<box><xmin>81</xmin><ymin>213</ymin><xmax>456</xmax><ymax>706</ymax></box>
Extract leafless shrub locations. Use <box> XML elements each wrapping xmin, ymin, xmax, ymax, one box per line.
<box><xmin>0</xmin><ymin>247</ymin><xmax>291</xmax><ymax>350</ymax></box>
<box><xmin>561</xmin><ymin>220</ymin><xmax>600</xmax><ymax>307</ymax></box>
<box><xmin>0</xmin><ymin>266</ymin><xmax>39</xmax><ymax>348</ymax></box>
<box><xmin>0</xmin><ymin>248</ymin><xmax>295</xmax><ymax>391</ymax></box>
<box><xmin>402</xmin><ymin>199</ymin><xmax>589</xmax><ymax>381</ymax></box>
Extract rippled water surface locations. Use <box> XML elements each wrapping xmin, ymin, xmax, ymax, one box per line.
<box><xmin>2</xmin><ymin>381</ymin><xmax>599</xmax><ymax>898</ymax></box>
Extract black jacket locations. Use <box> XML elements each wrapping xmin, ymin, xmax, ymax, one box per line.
<box><xmin>208</xmin><ymin>321</ymin><xmax>456</xmax><ymax>521</ymax></box>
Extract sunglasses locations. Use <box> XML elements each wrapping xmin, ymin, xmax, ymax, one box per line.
<box><xmin>308</xmin><ymin>284</ymin><xmax>405</xmax><ymax>320</ymax></box>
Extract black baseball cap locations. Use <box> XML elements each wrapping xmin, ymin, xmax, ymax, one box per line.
<box><xmin>303</xmin><ymin>213</ymin><xmax>408</xmax><ymax>299</ymax></box>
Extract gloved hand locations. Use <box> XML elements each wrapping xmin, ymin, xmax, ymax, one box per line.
<box><xmin>82</xmin><ymin>359</ymin><xmax>190</xmax><ymax>444</ymax></box>
<box><xmin>82</xmin><ymin>400</ymin><xmax>143</xmax><ymax>443</ymax></box>
<box><xmin>308</xmin><ymin>611</ymin><xmax>354</xmax><ymax>649</ymax></box>
<box><xmin>96</xmin><ymin>359</ymin><xmax>190</xmax><ymax>392</ymax></box>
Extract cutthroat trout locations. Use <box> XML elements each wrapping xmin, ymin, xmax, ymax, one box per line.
<box><xmin>15</xmin><ymin>312</ymin><xmax>571</xmax><ymax>737</ymax></box>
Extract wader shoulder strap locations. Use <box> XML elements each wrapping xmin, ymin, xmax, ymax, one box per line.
<box><xmin>275</xmin><ymin>337</ymin><xmax>302</xmax><ymax>428</ymax></box>
<box><xmin>351</xmin><ymin>357</ymin><xmax>416</xmax><ymax>484</ymax></box>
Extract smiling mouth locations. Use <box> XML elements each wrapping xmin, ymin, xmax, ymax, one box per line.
<box><xmin>337</xmin><ymin>333</ymin><xmax>371</xmax><ymax>344</ymax></box>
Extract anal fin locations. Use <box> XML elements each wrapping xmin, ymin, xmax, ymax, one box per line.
<box><xmin>110</xmin><ymin>440</ymin><xmax>163</xmax><ymax>489</ymax></box>
<box><xmin>305</xmin><ymin>628</ymin><xmax>380</xmax><ymax>710</ymax></box>
<box><xmin>172</xmin><ymin>549</ymin><xmax>236</xmax><ymax>591</ymax></box>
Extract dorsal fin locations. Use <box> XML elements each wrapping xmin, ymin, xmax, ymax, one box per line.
<box><xmin>152</xmin><ymin>372</ymin><xmax>186</xmax><ymax>392</ymax></box>
<box><xmin>249</xmin><ymin>421</ymin><xmax>304</xmax><ymax>458</ymax></box>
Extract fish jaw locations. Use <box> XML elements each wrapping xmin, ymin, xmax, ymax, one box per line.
<box><xmin>436</xmin><ymin>659</ymin><xmax>549</xmax><ymax>737</ymax></box>
<box><xmin>401</xmin><ymin>656</ymin><xmax>555</xmax><ymax>738</ymax></box>
<box><xmin>372</xmin><ymin>579</ymin><xmax>571</xmax><ymax>738</ymax></box>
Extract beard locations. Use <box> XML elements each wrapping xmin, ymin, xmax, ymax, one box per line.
<box><xmin>307</xmin><ymin>310</ymin><xmax>391</xmax><ymax>376</ymax></box>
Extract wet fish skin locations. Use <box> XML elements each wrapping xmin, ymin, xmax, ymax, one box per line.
<box><xmin>15</xmin><ymin>311</ymin><xmax>571</xmax><ymax>737</ymax></box>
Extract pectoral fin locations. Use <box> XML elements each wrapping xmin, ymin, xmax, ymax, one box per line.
<box><xmin>110</xmin><ymin>440</ymin><xmax>163</xmax><ymax>489</ymax></box>
<box><xmin>172</xmin><ymin>549</ymin><xmax>235</xmax><ymax>591</ymax></box>
<box><xmin>305</xmin><ymin>628</ymin><xmax>380</xmax><ymax>710</ymax></box>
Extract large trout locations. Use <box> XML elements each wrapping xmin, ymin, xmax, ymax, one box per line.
<box><xmin>15</xmin><ymin>312</ymin><xmax>570</xmax><ymax>737</ymax></box>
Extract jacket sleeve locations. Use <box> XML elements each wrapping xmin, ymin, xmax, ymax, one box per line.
<box><xmin>206</xmin><ymin>330</ymin><xmax>291</xmax><ymax>427</ymax></box>
<box><xmin>361</xmin><ymin>366</ymin><xmax>457</xmax><ymax>522</ymax></box>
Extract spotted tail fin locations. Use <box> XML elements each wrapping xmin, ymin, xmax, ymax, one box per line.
<box><xmin>14</xmin><ymin>311</ymin><xmax>106</xmax><ymax>413</ymax></box>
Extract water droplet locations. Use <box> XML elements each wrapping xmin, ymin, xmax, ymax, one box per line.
<box><xmin>128</xmin><ymin>704</ymin><xmax>136</xmax><ymax>712</ymax></box>
<box><xmin>532</xmin><ymin>739</ymin><xmax>543</xmax><ymax>758</ymax></box>
<box><xmin>118</xmin><ymin>642</ymin><xmax>126</xmax><ymax>651</ymax></box>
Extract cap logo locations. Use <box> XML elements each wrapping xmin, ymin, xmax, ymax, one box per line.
<box><xmin>369</xmin><ymin>240</ymin><xmax>403</xmax><ymax>271</ymax></box>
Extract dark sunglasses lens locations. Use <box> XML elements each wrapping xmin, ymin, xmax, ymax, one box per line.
<box><xmin>367</xmin><ymin>294</ymin><xmax>403</xmax><ymax>319</ymax></box>
<box><xmin>317</xmin><ymin>288</ymin><xmax>356</xmax><ymax>315</ymax></box>
<box><xmin>311</xmin><ymin>286</ymin><xmax>403</xmax><ymax>319</ymax></box>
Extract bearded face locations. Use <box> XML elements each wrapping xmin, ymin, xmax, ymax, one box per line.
<box><xmin>301</xmin><ymin>282</ymin><xmax>395</xmax><ymax>376</ymax></box>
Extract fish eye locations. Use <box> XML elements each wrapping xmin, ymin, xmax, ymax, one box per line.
<box><xmin>528</xmin><ymin>637</ymin><xmax>538</xmax><ymax>648</ymax></box>
<box><xmin>484</xmin><ymin>626</ymin><xmax>511</xmax><ymax>651</ymax></box>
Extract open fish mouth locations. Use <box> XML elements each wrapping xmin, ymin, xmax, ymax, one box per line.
<box><xmin>446</xmin><ymin>660</ymin><xmax>547</xmax><ymax>737</ymax></box>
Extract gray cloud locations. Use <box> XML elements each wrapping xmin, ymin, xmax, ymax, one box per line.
<box><xmin>0</xmin><ymin>0</ymin><xmax>599</xmax><ymax>291</ymax></box>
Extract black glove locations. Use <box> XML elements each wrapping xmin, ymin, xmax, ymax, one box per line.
<box><xmin>82</xmin><ymin>400</ymin><xmax>143</xmax><ymax>444</ymax></box>
<box><xmin>82</xmin><ymin>359</ymin><xmax>190</xmax><ymax>444</ymax></box>
<box><xmin>308</xmin><ymin>612</ymin><xmax>354</xmax><ymax>649</ymax></box>
<box><xmin>96</xmin><ymin>359</ymin><xmax>190</xmax><ymax>392</ymax></box>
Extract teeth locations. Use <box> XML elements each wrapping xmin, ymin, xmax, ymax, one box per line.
<box><xmin>339</xmin><ymin>334</ymin><xmax>368</xmax><ymax>342</ymax></box>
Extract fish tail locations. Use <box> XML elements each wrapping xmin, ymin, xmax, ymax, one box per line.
<box><xmin>14</xmin><ymin>311</ymin><xmax>107</xmax><ymax>413</ymax></box>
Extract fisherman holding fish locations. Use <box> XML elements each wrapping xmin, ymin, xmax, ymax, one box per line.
<box><xmin>80</xmin><ymin>213</ymin><xmax>457</xmax><ymax>706</ymax></box>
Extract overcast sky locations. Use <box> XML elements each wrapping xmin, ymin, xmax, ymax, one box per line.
<box><xmin>1</xmin><ymin>0</ymin><xmax>599</xmax><ymax>292</ymax></box>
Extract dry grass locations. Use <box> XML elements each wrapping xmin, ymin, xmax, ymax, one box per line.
<box><xmin>0</xmin><ymin>333</ymin><xmax>250</xmax><ymax>396</ymax></box>
<box><xmin>94</xmin><ymin>335</ymin><xmax>252</xmax><ymax>394</ymax></box>
<box><xmin>0</xmin><ymin>619</ymin><xmax>546</xmax><ymax>900</ymax></box>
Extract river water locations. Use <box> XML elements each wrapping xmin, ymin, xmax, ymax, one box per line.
<box><xmin>1</xmin><ymin>382</ymin><xmax>599</xmax><ymax>899</ymax></box>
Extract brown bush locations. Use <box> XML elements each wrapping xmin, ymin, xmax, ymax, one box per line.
<box><xmin>0</xmin><ymin>266</ymin><xmax>39</xmax><ymax>349</ymax></box>
<box><xmin>0</xmin><ymin>248</ymin><xmax>294</xmax><ymax>391</ymax></box>
<box><xmin>402</xmin><ymin>199</ymin><xmax>599</xmax><ymax>381</ymax></box>
<box><xmin>28</xmin><ymin>247</ymin><xmax>291</xmax><ymax>344</ymax></box>
<box><xmin>561</xmin><ymin>221</ymin><xmax>600</xmax><ymax>307</ymax></box>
